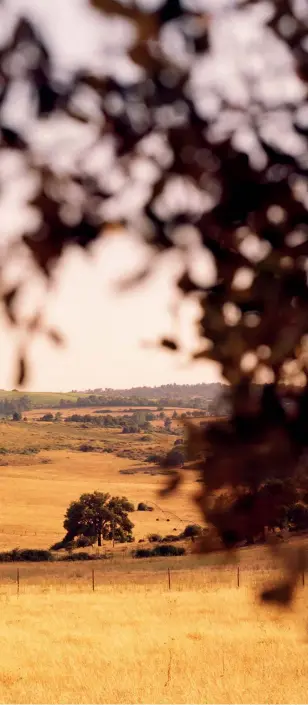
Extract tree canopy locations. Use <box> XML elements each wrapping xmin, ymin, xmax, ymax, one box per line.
<box><xmin>62</xmin><ymin>491</ymin><xmax>135</xmax><ymax>547</ymax></box>
<box><xmin>0</xmin><ymin>0</ymin><xmax>307</xmax><ymax>602</ymax></box>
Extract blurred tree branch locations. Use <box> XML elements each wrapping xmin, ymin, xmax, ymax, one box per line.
<box><xmin>0</xmin><ymin>0</ymin><xmax>307</xmax><ymax>602</ymax></box>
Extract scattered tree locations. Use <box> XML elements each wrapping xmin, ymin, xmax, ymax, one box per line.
<box><xmin>40</xmin><ymin>413</ymin><xmax>54</xmax><ymax>421</ymax></box>
<box><xmin>62</xmin><ymin>492</ymin><xmax>134</xmax><ymax>547</ymax></box>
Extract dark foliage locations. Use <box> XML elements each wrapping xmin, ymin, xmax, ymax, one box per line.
<box><xmin>182</xmin><ymin>524</ymin><xmax>203</xmax><ymax>539</ymax></box>
<box><xmin>79</xmin><ymin>443</ymin><xmax>97</xmax><ymax>453</ymax></box>
<box><xmin>152</xmin><ymin>545</ymin><xmax>186</xmax><ymax>557</ymax></box>
<box><xmin>0</xmin><ymin>548</ymin><xmax>54</xmax><ymax>562</ymax></box>
<box><xmin>134</xmin><ymin>548</ymin><xmax>153</xmax><ymax>558</ymax></box>
<box><xmin>0</xmin><ymin>396</ymin><xmax>32</xmax><ymax>418</ymax></box>
<box><xmin>148</xmin><ymin>533</ymin><xmax>162</xmax><ymax>543</ymax></box>
<box><xmin>137</xmin><ymin>502</ymin><xmax>153</xmax><ymax>512</ymax></box>
<box><xmin>75</xmin><ymin>535</ymin><xmax>96</xmax><ymax>548</ymax></box>
<box><xmin>61</xmin><ymin>552</ymin><xmax>96</xmax><ymax>561</ymax></box>
<box><xmin>163</xmin><ymin>448</ymin><xmax>185</xmax><ymax>468</ymax></box>
<box><xmin>62</xmin><ymin>491</ymin><xmax>134</xmax><ymax>546</ymax></box>
<box><xmin>287</xmin><ymin>503</ymin><xmax>308</xmax><ymax>532</ymax></box>
<box><xmin>134</xmin><ymin>544</ymin><xmax>185</xmax><ymax>558</ymax></box>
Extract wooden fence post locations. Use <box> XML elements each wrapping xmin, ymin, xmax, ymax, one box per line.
<box><xmin>92</xmin><ymin>568</ymin><xmax>95</xmax><ymax>592</ymax></box>
<box><xmin>237</xmin><ymin>566</ymin><xmax>240</xmax><ymax>588</ymax></box>
<box><xmin>168</xmin><ymin>568</ymin><xmax>171</xmax><ymax>590</ymax></box>
<box><xmin>17</xmin><ymin>568</ymin><xmax>20</xmax><ymax>596</ymax></box>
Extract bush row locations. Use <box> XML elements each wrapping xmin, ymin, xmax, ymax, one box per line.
<box><xmin>0</xmin><ymin>549</ymin><xmax>54</xmax><ymax>562</ymax></box>
<box><xmin>0</xmin><ymin>545</ymin><xmax>186</xmax><ymax>562</ymax></box>
<box><xmin>0</xmin><ymin>548</ymin><xmax>109</xmax><ymax>562</ymax></box>
<box><xmin>134</xmin><ymin>544</ymin><xmax>186</xmax><ymax>558</ymax></box>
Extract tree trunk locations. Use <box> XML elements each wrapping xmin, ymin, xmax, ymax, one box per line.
<box><xmin>98</xmin><ymin>533</ymin><xmax>102</xmax><ymax>547</ymax></box>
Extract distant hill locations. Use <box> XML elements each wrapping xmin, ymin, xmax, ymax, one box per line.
<box><xmin>81</xmin><ymin>383</ymin><xmax>224</xmax><ymax>399</ymax></box>
<box><xmin>0</xmin><ymin>383</ymin><xmax>227</xmax><ymax>416</ymax></box>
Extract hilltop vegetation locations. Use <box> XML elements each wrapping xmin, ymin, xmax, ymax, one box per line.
<box><xmin>0</xmin><ymin>384</ymin><xmax>227</xmax><ymax>417</ymax></box>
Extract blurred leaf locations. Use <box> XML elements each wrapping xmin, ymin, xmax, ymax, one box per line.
<box><xmin>159</xmin><ymin>471</ymin><xmax>182</xmax><ymax>497</ymax></box>
<box><xmin>47</xmin><ymin>328</ymin><xmax>65</xmax><ymax>346</ymax></box>
<box><xmin>161</xmin><ymin>338</ymin><xmax>178</xmax><ymax>351</ymax></box>
<box><xmin>261</xmin><ymin>581</ymin><xmax>295</xmax><ymax>606</ymax></box>
<box><xmin>1</xmin><ymin>127</ymin><xmax>27</xmax><ymax>149</ymax></box>
<box><xmin>16</xmin><ymin>355</ymin><xmax>27</xmax><ymax>387</ymax></box>
<box><xmin>3</xmin><ymin>286</ymin><xmax>19</xmax><ymax>324</ymax></box>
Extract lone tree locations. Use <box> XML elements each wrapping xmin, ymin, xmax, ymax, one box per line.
<box><xmin>62</xmin><ymin>492</ymin><xmax>134</xmax><ymax>547</ymax></box>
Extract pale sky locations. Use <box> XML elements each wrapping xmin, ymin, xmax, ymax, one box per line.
<box><xmin>0</xmin><ymin>234</ymin><xmax>220</xmax><ymax>391</ymax></box>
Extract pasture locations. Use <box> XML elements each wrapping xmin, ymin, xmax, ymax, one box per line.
<box><xmin>0</xmin><ymin>416</ymin><xmax>199</xmax><ymax>549</ymax></box>
<box><xmin>0</xmin><ymin>412</ymin><xmax>307</xmax><ymax>704</ymax></box>
<box><xmin>0</xmin><ymin>570</ymin><xmax>308</xmax><ymax>704</ymax></box>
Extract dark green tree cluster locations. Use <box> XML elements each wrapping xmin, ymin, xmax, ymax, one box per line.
<box><xmin>60</xmin><ymin>492</ymin><xmax>135</xmax><ymax>547</ymax></box>
<box><xmin>0</xmin><ymin>396</ymin><xmax>32</xmax><ymax>418</ymax></box>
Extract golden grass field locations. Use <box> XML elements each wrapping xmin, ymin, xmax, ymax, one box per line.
<box><xmin>0</xmin><ymin>415</ymin><xmax>203</xmax><ymax>549</ymax></box>
<box><xmin>1</xmin><ymin>415</ymin><xmax>308</xmax><ymax>703</ymax></box>
<box><xmin>1</xmin><ymin>574</ymin><xmax>308</xmax><ymax>704</ymax></box>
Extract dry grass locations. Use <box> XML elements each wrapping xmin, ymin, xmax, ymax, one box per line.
<box><xmin>1</xmin><ymin>418</ymin><xmax>308</xmax><ymax>704</ymax></box>
<box><xmin>0</xmin><ymin>574</ymin><xmax>308</xmax><ymax>704</ymax></box>
<box><xmin>0</xmin><ymin>448</ymin><xmax>200</xmax><ymax>549</ymax></box>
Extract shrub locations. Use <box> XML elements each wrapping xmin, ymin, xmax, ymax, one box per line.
<box><xmin>134</xmin><ymin>545</ymin><xmax>186</xmax><ymax>558</ymax></box>
<box><xmin>62</xmin><ymin>552</ymin><xmax>94</xmax><ymax>561</ymax></box>
<box><xmin>137</xmin><ymin>502</ymin><xmax>152</xmax><ymax>511</ymax></box>
<box><xmin>79</xmin><ymin>443</ymin><xmax>96</xmax><ymax>452</ymax></box>
<box><xmin>152</xmin><ymin>544</ymin><xmax>186</xmax><ymax>557</ymax></box>
<box><xmin>40</xmin><ymin>413</ymin><xmax>54</xmax><ymax>421</ymax></box>
<box><xmin>20</xmin><ymin>447</ymin><xmax>39</xmax><ymax>455</ymax></box>
<box><xmin>182</xmin><ymin>524</ymin><xmax>203</xmax><ymax>538</ymax></box>
<box><xmin>134</xmin><ymin>548</ymin><xmax>153</xmax><ymax>558</ymax></box>
<box><xmin>148</xmin><ymin>533</ymin><xmax>162</xmax><ymax>543</ymax></box>
<box><xmin>19</xmin><ymin>548</ymin><xmax>54</xmax><ymax>561</ymax></box>
<box><xmin>0</xmin><ymin>548</ymin><xmax>54</xmax><ymax>562</ymax></box>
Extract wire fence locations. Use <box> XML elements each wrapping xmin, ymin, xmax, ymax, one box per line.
<box><xmin>0</xmin><ymin>562</ymin><xmax>305</xmax><ymax>596</ymax></box>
